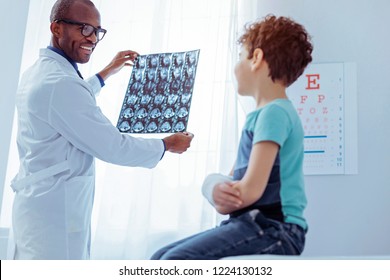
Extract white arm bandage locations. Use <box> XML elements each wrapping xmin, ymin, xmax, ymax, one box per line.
<box><xmin>201</xmin><ymin>173</ymin><xmax>233</xmax><ymax>206</ymax></box>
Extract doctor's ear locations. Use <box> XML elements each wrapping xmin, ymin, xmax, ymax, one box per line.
<box><xmin>251</xmin><ymin>48</ymin><xmax>264</xmax><ymax>70</ymax></box>
<box><xmin>50</xmin><ymin>22</ymin><xmax>62</xmax><ymax>37</ymax></box>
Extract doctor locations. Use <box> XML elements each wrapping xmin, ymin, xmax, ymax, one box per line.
<box><xmin>10</xmin><ymin>0</ymin><xmax>194</xmax><ymax>259</ymax></box>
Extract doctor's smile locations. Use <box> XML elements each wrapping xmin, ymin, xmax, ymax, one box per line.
<box><xmin>80</xmin><ymin>46</ymin><xmax>94</xmax><ymax>52</ymax></box>
<box><xmin>80</xmin><ymin>45</ymin><xmax>95</xmax><ymax>57</ymax></box>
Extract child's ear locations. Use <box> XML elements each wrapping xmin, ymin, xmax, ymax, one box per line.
<box><xmin>251</xmin><ymin>48</ymin><xmax>264</xmax><ymax>70</ymax></box>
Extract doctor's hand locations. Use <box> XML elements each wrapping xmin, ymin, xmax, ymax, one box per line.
<box><xmin>213</xmin><ymin>181</ymin><xmax>242</xmax><ymax>215</ymax></box>
<box><xmin>97</xmin><ymin>50</ymin><xmax>139</xmax><ymax>81</ymax></box>
<box><xmin>163</xmin><ymin>132</ymin><xmax>194</xmax><ymax>154</ymax></box>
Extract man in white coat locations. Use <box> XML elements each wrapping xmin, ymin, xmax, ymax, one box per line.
<box><xmin>10</xmin><ymin>0</ymin><xmax>194</xmax><ymax>259</ymax></box>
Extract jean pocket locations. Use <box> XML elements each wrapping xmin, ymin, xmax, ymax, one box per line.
<box><xmin>261</xmin><ymin>224</ymin><xmax>304</xmax><ymax>255</ymax></box>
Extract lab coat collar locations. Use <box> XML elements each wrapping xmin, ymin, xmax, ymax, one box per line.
<box><xmin>46</xmin><ymin>46</ymin><xmax>84</xmax><ymax>79</ymax></box>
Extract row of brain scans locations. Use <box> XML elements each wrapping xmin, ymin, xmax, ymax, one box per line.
<box><xmin>116</xmin><ymin>49</ymin><xmax>200</xmax><ymax>133</ymax></box>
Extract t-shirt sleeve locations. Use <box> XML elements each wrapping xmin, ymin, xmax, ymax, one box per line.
<box><xmin>252</xmin><ymin>104</ymin><xmax>291</xmax><ymax>147</ymax></box>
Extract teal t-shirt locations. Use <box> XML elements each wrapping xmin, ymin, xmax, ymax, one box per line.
<box><xmin>232</xmin><ymin>99</ymin><xmax>307</xmax><ymax>230</ymax></box>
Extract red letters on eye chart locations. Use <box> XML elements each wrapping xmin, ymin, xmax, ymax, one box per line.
<box><xmin>287</xmin><ymin>63</ymin><xmax>344</xmax><ymax>175</ymax></box>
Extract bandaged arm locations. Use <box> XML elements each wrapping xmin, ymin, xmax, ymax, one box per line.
<box><xmin>201</xmin><ymin>173</ymin><xmax>234</xmax><ymax>206</ymax></box>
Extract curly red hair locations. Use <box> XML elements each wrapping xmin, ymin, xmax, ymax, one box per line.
<box><xmin>238</xmin><ymin>15</ymin><xmax>313</xmax><ymax>87</ymax></box>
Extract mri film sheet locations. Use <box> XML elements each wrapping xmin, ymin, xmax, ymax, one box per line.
<box><xmin>116</xmin><ymin>49</ymin><xmax>200</xmax><ymax>133</ymax></box>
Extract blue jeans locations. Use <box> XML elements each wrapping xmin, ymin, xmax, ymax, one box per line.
<box><xmin>151</xmin><ymin>209</ymin><xmax>306</xmax><ymax>260</ymax></box>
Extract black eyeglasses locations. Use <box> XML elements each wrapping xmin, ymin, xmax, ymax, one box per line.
<box><xmin>54</xmin><ymin>19</ymin><xmax>107</xmax><ymax>42</ymax></box>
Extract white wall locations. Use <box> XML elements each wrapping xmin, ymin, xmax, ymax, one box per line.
<box><xmin>256</xmin><ymin>0</ymin><xmax>390</xmax><ymax>256</ymax></box>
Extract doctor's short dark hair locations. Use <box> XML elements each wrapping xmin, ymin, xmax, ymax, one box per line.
<box><xmin>238</xmin><ymin>14</ymin><xmax>313</xmax><ymax>87</ymax></box>
<box><xmin>50</xmin><ymin>0</ymin><xmax>95</xmax><ymax>22</ymax></box>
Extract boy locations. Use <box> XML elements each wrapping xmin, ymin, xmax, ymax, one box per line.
<box><xmin>151</xmin><ymin>14</ymin><xmax>313</xmax><ymax>259</ymax></box>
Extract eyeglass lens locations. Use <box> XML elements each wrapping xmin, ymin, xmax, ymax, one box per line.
<box><xmin>82</xmin><ymin>25</ymin><xmax>105</xmax><ymax>41</ymax></box>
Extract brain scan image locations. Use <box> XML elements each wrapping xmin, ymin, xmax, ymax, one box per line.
<box><xmin>133</xmin><ymin>121</ymin><xmax>145</xmax><ymax>132</ymax></box>
<box><xmin>136</xmin><ymin>56</ymin><xmax>146</xmax><ymax>68</ymax></box>
<box><xmin>161</xmin><ymin>54</ymin><xmax>171</xmax><ymax>67</ymax></box>
<box><xmin>122</xmin><ymin>108</ymin><xmax>134</xmax><ymax>119</ymax></box>
<box><xmin>134</xmin><ymin>69</ymin><xmax>143</xmax><ymax>81</ymax></box>
<box><xmin>143</xmin><ymin>81</ymin><xmax>156</xmax><ymax>94</ymax></box>
<box><xmin>146</xmin><ymin>70</ymin><xmax>156</xmax><ymax>81</ymax></box>
<box><xmin>116</xmin><ymin>49</ymin><xmax>200</xmax><ymax>133</ymax></box>
<box><xmin>130</xmin><ymin>82</ymin><xmax>141</xmax><ymax>94</ymax></box>
<box><xmin>185</xmin><ymin>66</ymin><xmax>195</xmax><ymax>78</ymax></box>
<box><xmin>174</xmin><ymin>53</ymin><xmax>184</xmax><ymax>67</ymax></box>
<box><xmin>150</xmin><ymin>108</ymin><xmax>162</xmax><ymax>119</ymax></box>
<box><xmin>157</xmin><ymin>81</ymin><xmax>168</xmax><ymax>93</ymax></box>
<box><xmin>160</xmin><ymin>121</ymin><xmax>172</xmax><ymax>132</ymax></box>
<box><xmin>177</xmin><ymin>107</ymin><xmax>189</xmax><ymax>118</ymax></box>
<box><xmin>167</xmin><ymin>94</ymin><xmax>179</xmax><ymax>105</ymax></box>
<box><xmin>187</xmin><ymin>52</ymin><xmax>197</xmax><ymax>65</ymax></box>
<box><xmin>118</xmin><ymin>121</ymin><xmax>130</xmax><ymax>132</ymax></box>
<box><xmin>146</xmin><ymin>121</ymin><xmax>158</xmax><ymax>132</ymax></box>
<box><xmin>181</xmin><ymin>93</ymin><xmax>191</xmax><ymax>104</ymax></box>
<box><xmin>174</xmin><ymin>121</ymin><xmax>185</xmax><ymax>132</ymax></box>
<box><xmin>154</xmin><ymin>94</ymin><xmax>165</xmax><ymax>105</ymax></box>
<box><xmin>140</xmin><ymin>95</ymin><xmax>151</xmax><ymax>105</ymax></box>
<box><xmin>163</xmin><ymin>107</ymin><xmax>175</xmax><ymax>119</ymax></box>
<box><xmin>173</xmin><ymin>68</ymin><xmax>182</xmax><ymax>79</ymax></box>
<box><xmin>159</xmin><ymin>68</ymin><xmax>168</xmax><ymax>80</ymax></box>
<box><xmin>170</xmin><ymin>80</ymin><xmax>181</xmax><ymax>93</ymax></box>
<box><xmin>126</xmin><ymin>95</ymin><xmax>138</xmax><ymax>105</ymax></box>
<box><xmin>136</xmin><ymin>108</ymin><xmax>148</xmax><ymax>119</ymax></box>
<box><xmin>183</xmin><ymin>78</ymin><xmax>194</xmax><ymax>91</ymax></box>
<box><xmin>148</xmin><ymin>56</ymin><xmax>159</xmax><ymax>68</ymax></box>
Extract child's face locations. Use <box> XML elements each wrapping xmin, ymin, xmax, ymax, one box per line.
<box><xmin>234</xmin><ymin>45</ymin><xmax>253</xmax><ymax>96</ymax></box>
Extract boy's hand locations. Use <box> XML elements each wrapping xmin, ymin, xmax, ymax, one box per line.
<box><xmin>213</xmin><ymin>181</ymin><xmax>242</xmax><ymax>214</ymax></box>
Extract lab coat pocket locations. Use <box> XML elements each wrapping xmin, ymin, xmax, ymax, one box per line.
<box><xmin>64</xmin><ymin>176</ymin><xmax>94</xmax><ymax>233</ymax></box>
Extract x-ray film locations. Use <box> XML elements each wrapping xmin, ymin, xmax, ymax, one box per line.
<box><xmin>116</xmin><ymin>49</ymin><xmax>200</xmax><ymax>133</ymax></box>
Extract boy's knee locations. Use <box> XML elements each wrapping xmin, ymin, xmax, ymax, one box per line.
<box><xmin>158</xmin><ymin>250</ymin><xmax>187</xmax><ymax>260</ymax></box>
<box><xmin>150</xmin><ymin>248</ymin><xmax>167</xmax><ymax>260</ymax></box>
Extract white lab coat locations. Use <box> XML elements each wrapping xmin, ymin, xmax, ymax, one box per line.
<box><xmin>9</xmin><ymin>48</ymin><xmax>164</xmax><ymax>259</ymax></box>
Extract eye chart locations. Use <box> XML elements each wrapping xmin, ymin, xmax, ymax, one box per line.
<box><xmin>287</xmin><ymin>63</ymin><xmax>357</xmax><ymax>175</ymax></box>
<box><xmin>116</xmin><ymin>50</ymin><xmax>200</xmax><ymax>133</ymax></box>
